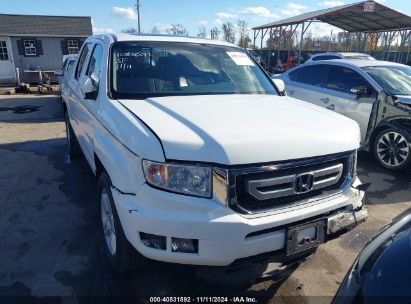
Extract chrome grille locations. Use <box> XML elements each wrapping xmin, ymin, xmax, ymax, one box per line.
<box><xmin>217</xmin><ymin>151</ymin><xmax>355</xmax><ymax>214</ymax></box>
<box><xmin>247</xmin><ymin>163</ymin><xmax>343</xmax><ymax>200</ymax></box>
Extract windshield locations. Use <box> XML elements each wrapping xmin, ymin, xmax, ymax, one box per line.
<box><xmin>362</xmin><ymin>65</ymin><xmax>411</xmax><ymax>95</ymax></box>
<box><xmin>110</xmin><ymin>41</ymin><xmax>277</xmax><ymax>99</ymax></box>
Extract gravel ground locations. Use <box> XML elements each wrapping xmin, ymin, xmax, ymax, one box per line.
<box><xmin>0</xmin><ymin>95</ymin><xmax>410</xmax><ymax>303</ymax></box>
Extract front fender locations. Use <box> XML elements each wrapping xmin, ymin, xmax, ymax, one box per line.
<box><xmin>376</xmin><ymin>119</ymin><xmax>411</xmax><ymax>142</ymax></box>
<box><xmin>94</xmin><ymin>126</ymin><xmax>146</xmax><ymax>194</ymax></box>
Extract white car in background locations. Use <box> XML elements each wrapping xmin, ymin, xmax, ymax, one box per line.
<box><xmin>62</xmin><ymin>33</ymin><xmax>366</xmax><ymax>271</ymax></box>
<box><xmin>305</xmin><ymin>52</ymin><xmax>375</xmax><ymax>63</ymax></box>
<box><xmin>276</xmin><ymin>59</ymin><xmax>411</xmax><ymax>170</ymax></box>
<box><xmin>55</xmin><ymin>54</ymin><xmax>77</xmax><ymax>101</ymax></box>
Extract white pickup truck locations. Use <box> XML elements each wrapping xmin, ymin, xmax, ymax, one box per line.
<box><xmin>63</xmin><ymin>33</ymin><xmax>367</xmax><ymax>271</ymax></box>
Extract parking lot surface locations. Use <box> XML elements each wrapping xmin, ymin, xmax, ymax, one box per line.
<box><xmin>1</xmin><ymin>95</ymin><xmax>410</xmax><ymax>303</ymax></box>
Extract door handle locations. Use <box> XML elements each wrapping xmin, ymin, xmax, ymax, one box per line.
<box><xmin>321</xmin><ymin>97</ymin><xmax>330</xmax><ymax>103</ymax></box>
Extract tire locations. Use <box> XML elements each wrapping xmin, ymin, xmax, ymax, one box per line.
<box><xmin>98</xmin><ymin>172</ymin><xmax>146</xmax><ymax>272</ymax></box>
<box><xmin>373</xmin><ymin>127</ymin><xmax>411</xmax><ymax>170</ymax></box>
<box><xmin>64</xmin><ymin>111</ymin><xmax>81</xmax><ymax>158</ymax></box>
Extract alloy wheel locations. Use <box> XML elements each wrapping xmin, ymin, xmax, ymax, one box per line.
<box><xmin>376</xmin><ymin>131</ymin><xmax>410</xmax><ymax>168</ymax></box>
<box><xmin>101</xmin><ymin>188</ymin><xmax>117</xmax><ymax>256</ymax></box>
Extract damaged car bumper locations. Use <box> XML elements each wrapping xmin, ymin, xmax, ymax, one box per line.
<box><xmin>111</xmin><ymin>177</ymin><xmax>367</xmax><ymax>266</ymax></box>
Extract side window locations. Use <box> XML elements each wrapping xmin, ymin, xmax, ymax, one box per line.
<box><xmin>296</xmin><ymin>65</ymin><xmax>327</xmax><ymax>87</ymax></box>
<box><xmin>75</xmin><ymin>43</ymin><xmax>91</xmax><ymax>79</ymax></box>
<box><xmin>67</xmin><ymin>40</ymin><xmax>79</xmax><ymax>54</ymax></box>
<box><xmin>24</xmin><ymin>40</ymin><xmax>37</xmax><ymax>56</ymax></box>
<box><xmin>86</xmin><ymin>45</ymin><xmax>103</xmax><ymax>91</ymax></box>
<box><xmin>67</xmin><ymin>60</ymin><xmax>75</xmax><ymax>73</ymax></box>
<box><xmin>325</xmin><ymin>66</ymin><xmax>372</xmax><ymax>94</ymax></box>
<box><xmin>61</xmin><ymin>58</ymin><xmax>69</xmax><ymax>76</ymax></box>
<box><xmin>289</xmin><ymin>69</ymin><xmax>299</xmax><ymax>81</ymax></box>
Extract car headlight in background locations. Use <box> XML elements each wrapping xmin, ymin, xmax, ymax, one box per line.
<box><xmin>142</xmin><ymin>160</ymin><xmax>212</xmax><ymax>198</ymax></box>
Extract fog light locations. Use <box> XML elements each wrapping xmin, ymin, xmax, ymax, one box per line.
<box><xmin>140</xmin><ymin>232</ymin><xmax>166</xmax><ymax>250</ymax></box>
<box><xmin>171</xmin><ymin>237</ymin><xmax>198</xmax><ymax>253</ymax></box>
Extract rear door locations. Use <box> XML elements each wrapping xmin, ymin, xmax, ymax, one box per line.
<box><xmin>67</xmin><ymin>42</ymin><xmax>93</xmax><ymax>156</ymax></box>
<box><xmin>321</xmin><ymin>65</ymin><xmax>376</xmax><ymax>143</ymax></box>
<box><xmin>75</xmin><ymin>43</ymin><xmax>104</xmax><ymax>171</ymax></box>
<box><xmin>283</xmin><ymin>64</ymin><xmax>328</xmax><ymax>108</ymax></box>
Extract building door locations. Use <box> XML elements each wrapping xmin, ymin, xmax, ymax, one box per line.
<box><xmin>0</xmin><ymin>37</ymin><xmax>16</xmax><ymax>82</ymax></box>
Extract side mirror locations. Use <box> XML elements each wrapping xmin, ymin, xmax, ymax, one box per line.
<box><xmin>79</xmin><ymin>75</ymin><xmax>97</xmax><ymax>100</ymax></box>
<box><xmin>272</xmin><ymin>78</ymin><xmax>286</xmax><ymax>95</ymax></box>
<box><xmin>54</xmin><ymin>70</ymin><xmax>63</xmax><ymax>77</ymax></box>
<box><xmin>351</xmin><ymin>86</ymin><xmax>369</xmax><ymax>96</ymax></box>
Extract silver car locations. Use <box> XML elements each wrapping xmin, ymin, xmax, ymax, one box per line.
<box><xmin>277</xmin><ymin>59</ymin><xmax>411</xmax><ymax>170</ymax></box>
<box><xmin>55</xmin><ymin>54</ymin><xmax>77</xmax><ymax>101</ymax></box>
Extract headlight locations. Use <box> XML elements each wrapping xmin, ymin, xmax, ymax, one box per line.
<box><xmin>142</xmin><ymin>160</ymin><xmax>212</xmax><ymax>198</ymax></box>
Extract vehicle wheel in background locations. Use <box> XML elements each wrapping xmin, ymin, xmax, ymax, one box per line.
<box><xmin>65</xmin><ymin>111</ymin><xmax>81</xmax><ymax>158</ymax></box>
<box><xmin>98</xmin><ymin>172</ymin><xmax>146</xmax><ymax>272</ymax></box>
<box><xmin>373</xmin><ymin>128</ymin><xmax>411</xmax><ymax>170</ymax></box>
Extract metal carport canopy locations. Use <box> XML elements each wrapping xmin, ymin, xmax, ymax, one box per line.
<box><xmin>253</xmin><ymin>1</ymin><xmax>411</xmax><ymax>32</ymax></box>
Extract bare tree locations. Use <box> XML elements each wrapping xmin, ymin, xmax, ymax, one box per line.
<box><xmin>197</xmin><ymin>26</ymin><xmax>207</xmax><ymax>39</ymax></box>
<box><xmin>210</xmin><ymin>27</ymin><xmax>221</xmax><ymax>40</ymax></box>
<box><xmin>237</xmin><ymin>20</ymin><xmax>250</xmax><ymax>48</ymax></box>
<box><xmin>222</xmin><ymin>22</ymin><xmax>236</xmax><ymax>44</ymax></box>
<box><xmin>151</xmin><ymin>26</ymin><xmax>160</xmax><ymax>34</ymax></box>
<box><xmin>168</xmin><ymin>24</ymin><xmax>189</xmax><ymax>36</ymax></box>
<box><xmin>122</xmin><ymin>27</ymin><xmax>138</xmax><ymax>34</ymax></box>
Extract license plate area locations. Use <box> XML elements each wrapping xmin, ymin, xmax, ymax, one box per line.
<box><xmin>286</xmin><ymin>220</ymin><xmax>325</xmax><ymax>256</ymax></box>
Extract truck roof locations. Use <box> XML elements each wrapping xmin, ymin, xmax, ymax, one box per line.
<box><xmin>89</xmin><ymin>33</ymin><xmax>238</xmax><ymax>48</ymax></box>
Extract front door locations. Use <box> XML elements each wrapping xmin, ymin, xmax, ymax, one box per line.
<box><xmin>322</xmin><ymin>65</ymin><xmax>376</xmax><ymax>144</ymax></box>
<box><xmin>0</xmin><ymin>37</ymin><xmax>16</xmax><ymax>82</ymax></box>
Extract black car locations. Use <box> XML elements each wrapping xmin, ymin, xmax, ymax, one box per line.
<box><xmin>333</xmin><ymin>208</ymin><xmax>411</xmax><ymax>304</ymax></box>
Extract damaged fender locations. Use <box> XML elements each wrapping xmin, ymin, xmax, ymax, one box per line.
<box><xmin>363</xmin><ymin>91</ymin><xmax>411</xmax><ymax>151</ymax></box>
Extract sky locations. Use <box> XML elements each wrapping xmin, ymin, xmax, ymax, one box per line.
<box><xmin>1</xmin><ymin>0</ymin><xmax>411</xmax><ymax>38</ymax></box>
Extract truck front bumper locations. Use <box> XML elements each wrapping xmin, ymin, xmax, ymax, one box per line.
<box><xmin>112</xmin><ymin>178</ymin><xmax>367</xmax><ymax>266</ymax></box>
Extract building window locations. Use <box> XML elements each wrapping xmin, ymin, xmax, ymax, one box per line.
<box><xmin>0</xmin><ymin>40</ymin><xmax>9</xmax><ymax>61</ymax></box>
<box><xmin>67</xmin><ymin>40</ymin><xmax>79</xmax><ymax>54</ymax></box>
<box><xmin>24</xmin><ymin>40</ymin><xmax>37</xmax><ymax>56</ymax></box>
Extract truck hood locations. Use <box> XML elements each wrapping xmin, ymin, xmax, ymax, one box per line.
<box><xmin>119</xmin><ymin>95</ymin><xmax>360</xmax><ymax>165</ymax></box>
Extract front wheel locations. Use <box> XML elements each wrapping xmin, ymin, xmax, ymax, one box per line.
<box><xmin>373</xmin><ymin>128</ymin><xmax>411</xmax><ymax>170</ymax></box>
<box><xmin>98</xmin><ymin>172</ymin><xmax>146</xmax><ymax>272</ymax></box>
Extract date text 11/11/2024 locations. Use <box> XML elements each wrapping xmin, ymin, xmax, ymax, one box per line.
<box><xmin>149</xmin><ymin>297</ymin><xmax>258</xmax><ymax>303</ymax></box>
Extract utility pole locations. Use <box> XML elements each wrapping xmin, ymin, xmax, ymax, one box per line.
<box><xmin>135</xmin><ymin>0</ymin><xmax>141</xmax><ymax>34</ymax></box>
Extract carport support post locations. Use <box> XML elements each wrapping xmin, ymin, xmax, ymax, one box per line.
<box><xmin>356</xmin><ymin>32</ymin><xmax>362</xmax><ymax>52</ymax></box>
<box><xmin>298</xmin><ymin>22</ymin><xmax>305</xmax><ymax>64</ymax></box>
<box><xmin>253</xmin><ymin>29</ymin><xmax>257</xmax><ymax>52</ymax></box>
<box><xmin>406</xmin><ymin>32</ymin><xmax>411</xmax><ymax>64</ymax></box>
<box><xmin>348</xmin><ymin>32</ymin><xmax>353</xmax><ymax>52</ymax></box>
<box><xmin>268</xmin><ymin>28</ymin><xmax>273</xmax><ymax>71</ymax></box>
<box><xmin>399</xmin><ymin>30</ymin><xmax>408</xmax><ymax>63</ymax></box>
<box><xmin>344</xmin><ymin>31</ymin><xmax>349</xmax><ymax>51</ymax></box>
<box><xmin>278</xmin><ymin>26</ymin><xmax>282</xmax><ymax>67</ymax></box>
<box><xmin>374</xmin><ymin>32</ymin><xmax>381</xmax><ymax>56</ymax></box>
<box><xmin>260</xmin><ymin>29</ymin><xmax>264</xmax><ymax>63</ymax></box>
